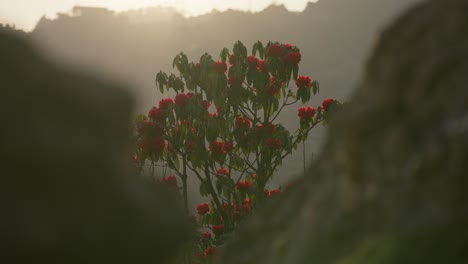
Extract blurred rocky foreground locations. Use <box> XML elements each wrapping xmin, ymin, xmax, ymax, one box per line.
<box><xmin>0</xmin><ymin>28</ymin><xmax>190</xmax><ymax>262</ymax></box>
<box><xmin>219</xmin><ymin>0</ymin><xmax>468</xmax><ymax>263</ymax></box>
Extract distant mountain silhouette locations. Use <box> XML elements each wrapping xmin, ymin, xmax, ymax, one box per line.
<box><xmin>28</xmin><ymin>0</ymin><xmax>422</xmax><ymax>202</ymax></box>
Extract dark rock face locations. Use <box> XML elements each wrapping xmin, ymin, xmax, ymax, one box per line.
<box><xmin>0</xmin><ymin>29</ymin><xmax>189</xmax><ymax>263</ymax></box>
<box><xmin>219</xmin><ymin>0</ymin><xmax>468</xmax><ymax>263</ymax></box>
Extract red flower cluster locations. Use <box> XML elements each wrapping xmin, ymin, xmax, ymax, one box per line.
<box><xmin>263</xmin><ymin>76</ymin><xmax>282</xmax><ymax>96</ymax></box>
<box><xmin>264</xmin><ymin>188</ymin><xmax>281</xmax><ymax>197</ymax></box>
<box><xmin>211</xmin><ymin>224</ymin><xmax>224</xmax><ymax>235</ymax></box>
<box><xmin>160</xmin><ymin>175</ymin><xmax>177</xmax><ymax>185</ymax></box>
<box><xmin>174</xmin><ymin>93</ymin><xmax>193</xmax><ymax>107</ymax></box>
<box><xmin>297</xmin><ymin>106</ymin><xmax>316</xmax><ymax>122</ymax></box>
<box><xmin>264</xmin><ymin>137</ymin><xmax>282</xmax><ymax>149</ymax></box>
<box><xmin>148</xmin><ymin>107</ymin><xmax>165</xmax><ymax>122</ymax></box>
<box><xmin>296</xmin><ymin>75</ymin><xmax>312</xmax><ymax>89</ymax></box>
<box><xmin>246</xmin><ymin>56</ymin><xmax>259</xmax><ymax>69</ymax></box>
<box><xmin>137</xmin><ymin>120</ymin><xmax>163</xmax><ymax>137</ymax></box>
<box><xmin>228</xmin><ymin>54</ymin><xmax>235</xmax><ymax>65</ymax></box>
<box><xmin>158</xmin><ymin>98</ymin><xmax>174</xmax><ymax>110</ymax></box>
<box><xmin>236</xmin><ymin>179</ymin><xmax>252</xmax><ymax>191</ymax></box>
<box><xmin>284</xmin><ymin>51</ymin><xmax>301</xmax><ymax>65</ymax></box>
<box><xmin>196</xmin><ymin>203</ymin><xmax>210</xmax><ymax>215</ymax></box>
<box><xmin>216</xmin><ymin>168</ymin><xmax>229</xmax><ymax>176</ymax></box>
<box><xmin>138</xmin><ymin>137</ymin><xmax>166</xmax><ymax>154</ymax></box>
<box><xmin>209</xmin><ymin>141</ymin><xmax>233</xmax><ymax>154</ymax></box>
<box><xmin>224</xmin><ymin>141</ymin><xmax>234</xmax><ymax>152</ymax></box>
<box><xmin>212</xmin><ymin>61</ymin><xmax>228</xmax><ymax>73</ymax></box>
<box><xmin>257</xmin><ymin>60</ymin><xmax>268</xmax><ymax>72</ymax></box>
<box><xmin>256</xmin><ymin>122</ymin><xmax>276</xmax><ymax>135</ymax></box>
<box><xmin>222</xmin><ymin>198</ymin><xmax>252</xmax><ymax>219</ymax></box>
<box><xmin>242</xmin><ymin>197</ymin><xmax>251</xmax><ymax>212</ymax></box>
<box><xmin>267</xmin><ymin>44</ymin><xmax>283</xmax><ymax>57</ymax></box>
<box><xmin>322</xmin><ymin>98</ymin><xmax>334</xmax><ymax>112</ymax></box>
<box><xmin>201</xmin><ymin>231</ymin><xmax>212</xmax><ymax>239</ymax></box>
<box><xmin>282</xmin><ymin>43</ymin><xmax>293</xmax><ymax>50</ymax></box>
<box><xmin>235</xmin><ymin>116</ymin><xmax>252</xmax><ymax>129</ymax></box>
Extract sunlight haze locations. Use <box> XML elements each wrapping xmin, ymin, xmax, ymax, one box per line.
<box><xmin>0</xmin><ymin>0</ymin><xmax>317</xmax><ymax>31</ymax></box>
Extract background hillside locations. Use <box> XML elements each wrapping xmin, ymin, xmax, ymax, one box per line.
<box><xmin>28</xmin><ymin>0</ymin><xmax>421</xmax><ymax>205</ymax></box>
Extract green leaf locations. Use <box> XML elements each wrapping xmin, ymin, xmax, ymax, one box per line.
<box><xmin>220</xmin><ymin>47</ymin><xmax>229</xmax><ymax>62</ymax></box>
<box><xmin>252</xmin><ymin>40</ymin><xmax>264</xmax><ymax>58</ymax></box>
<box><xmin>233</xmin><ymin>41</ymin><xmax>247</xmax><ymax>58</ymax></box>
<box><xmin>312</xmin><ymin>80</ymin><xmax>320</xmax><ymax>95</ymax></box>
<box><xmin>155</xmin><ymin>71</ymin><xmax>168</xmax><ymax>93</ymax></box>
<box><xmin>292</xmin><ymin>64</ymin><xmax>299</xmax><ymax>80</ymax></box>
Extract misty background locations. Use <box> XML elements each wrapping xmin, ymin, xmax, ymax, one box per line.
<box><xmin>10</xmin><ymin>0</ymin><xmax>421</xmax><ymax>206</ymax></box>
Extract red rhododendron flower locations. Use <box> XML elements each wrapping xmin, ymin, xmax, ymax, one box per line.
<box><xmin>256</xmin><ymin>122</ymin><xmax>275</xmax><ymax>135</ymax></box>
<box><xmin>246</xmin><ymin>55</ymin><xmax>259</xmax><ymax>69</ymax></box>
<box><xmin>137</xmin><ymin>120</ymin><xmax>163</xmax><ymax>137</ymax></box>
<box><xmin>158</xmin><ymin>98</ymin><xmax>174</xmax><ymax>110</ymax></box>
<box><xmin>228</xmin><ymin>54</ymin><xmax>235</xmax><ymax>65</ymax></box>
<box><xmin>212</xmin><ymin>224</ymin><xmax>224</xmax><ymax>235</ymax></box>
<box><xmin>223</xmin><ymin>141</ymin><xmax>234</xmax><ymax>153</ymax></box>
<box><xmin>242</xmin><ymin>197</ymin><xmax>251</xmax><ymax>212</ymax></box>
<box><xmin>267</xmin><ymin>44</ymin><xmax>283</xmax><ymax>57</ymax></box>
<box><xmin>196</xmin><ymin>203</ymin><xmax>210</xmax><ymax>215</ymax></box>
<box><xmin>296</xmin><ymin>75</ymin><xmax>312</xmax><ymax>89</ymax></box>
<box><xmin>297</xmin><ymin>106</ymin><xmax>316</xmax><ymax>122</ymax></box>
<box><xmin>148</xmin><ymin>107</ymin><xmax>165</xmax><ymax>122</ymax></box>
<box><xmin>282</xmin><ymin>43</ymin><xmax>293</xmax><ymax>50</ymax></box>
<box><xmin>138</xmin><ymin>137</ymin><xmax>166</xmax><ymax>154</ymax></box>
<box><xmin>268</xmin><ymin>188</ymin><xmax>281</xmax><ymax>197</ymax></box>
<box><xmin>204</xmin><ymin>247</ymin><xmax>217</xmax><ymax>256</ymax></box>
<box><xmin>264</xmin><ymin>137</ymin><xmax>282</xmax><ymax>149</ymax></box>
<box><xmin>201</xmin><ymin>231</ymin><xmax>212</xmax><ymax>239</ymax></box>
<box><xmin>212</xmin><ymin>61</ymin><xmax>228</xmax><ymax>73</ymax></box>
<box><xmin>160</xmin><ymin>175</ymin><xmax>177</xmax><ymax>185</ymax></box>
<box><xmin>174</xmin><ymin>93</ymin><xmax>193</xmax><ymax>107</ymax></box>
<box><xmin>209</xmin><ymin>141</ymin><xmax>226</xmax><ymax>154</ymax></box>
<box><xmin>257</xmin><ymin>60</ymin><xmax>268</xmax><ymax>72</ymax></box>
<box><xmin>236</xmin><ymin>179</ymin><xmax>252</xmax><ymax>191</ymax></box>
<box><xmin>264</xmin><ymin>76</ymin><xmax>282</xmax><ymax>96</ymax></box>
<box><xmin>284</xmin><ymin>51</ymin><xmax>302</xmax><ymax>65</ymax></box>
<box><xmin>216</xmin><ymin>168</ymin><xmax>229</xmax><ymax>176</ymax></box>
<box><xmin>322</xmin><ymin>98</ymin><xmax>334</xmax><ymax>111</ymax></box>
<box><xmin>235</xmin><ymin>116</ymin><xmax>252</xmax><ymax>129</ymax></box>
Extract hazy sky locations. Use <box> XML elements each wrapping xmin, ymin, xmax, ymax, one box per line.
<box><xmin>0</xmin><ymin>0</ymin><xmax>317</xmax><ymax>31</ymax></box>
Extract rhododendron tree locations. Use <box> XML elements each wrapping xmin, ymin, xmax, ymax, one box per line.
<box><xmin>132</xmin><ymin>41</ymin><xmax>341</xmax><ymax>263</ymax></box>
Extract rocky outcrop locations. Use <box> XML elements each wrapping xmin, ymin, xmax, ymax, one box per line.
<box><xmin>219</xmin><ymin>0</ymin><xmax>468</xmax><ymax>263</ymax></box>
<box><xmin>0</xmin><ymin>29</ymin><xmax>190</xmax><ymax>263</ymax></box>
